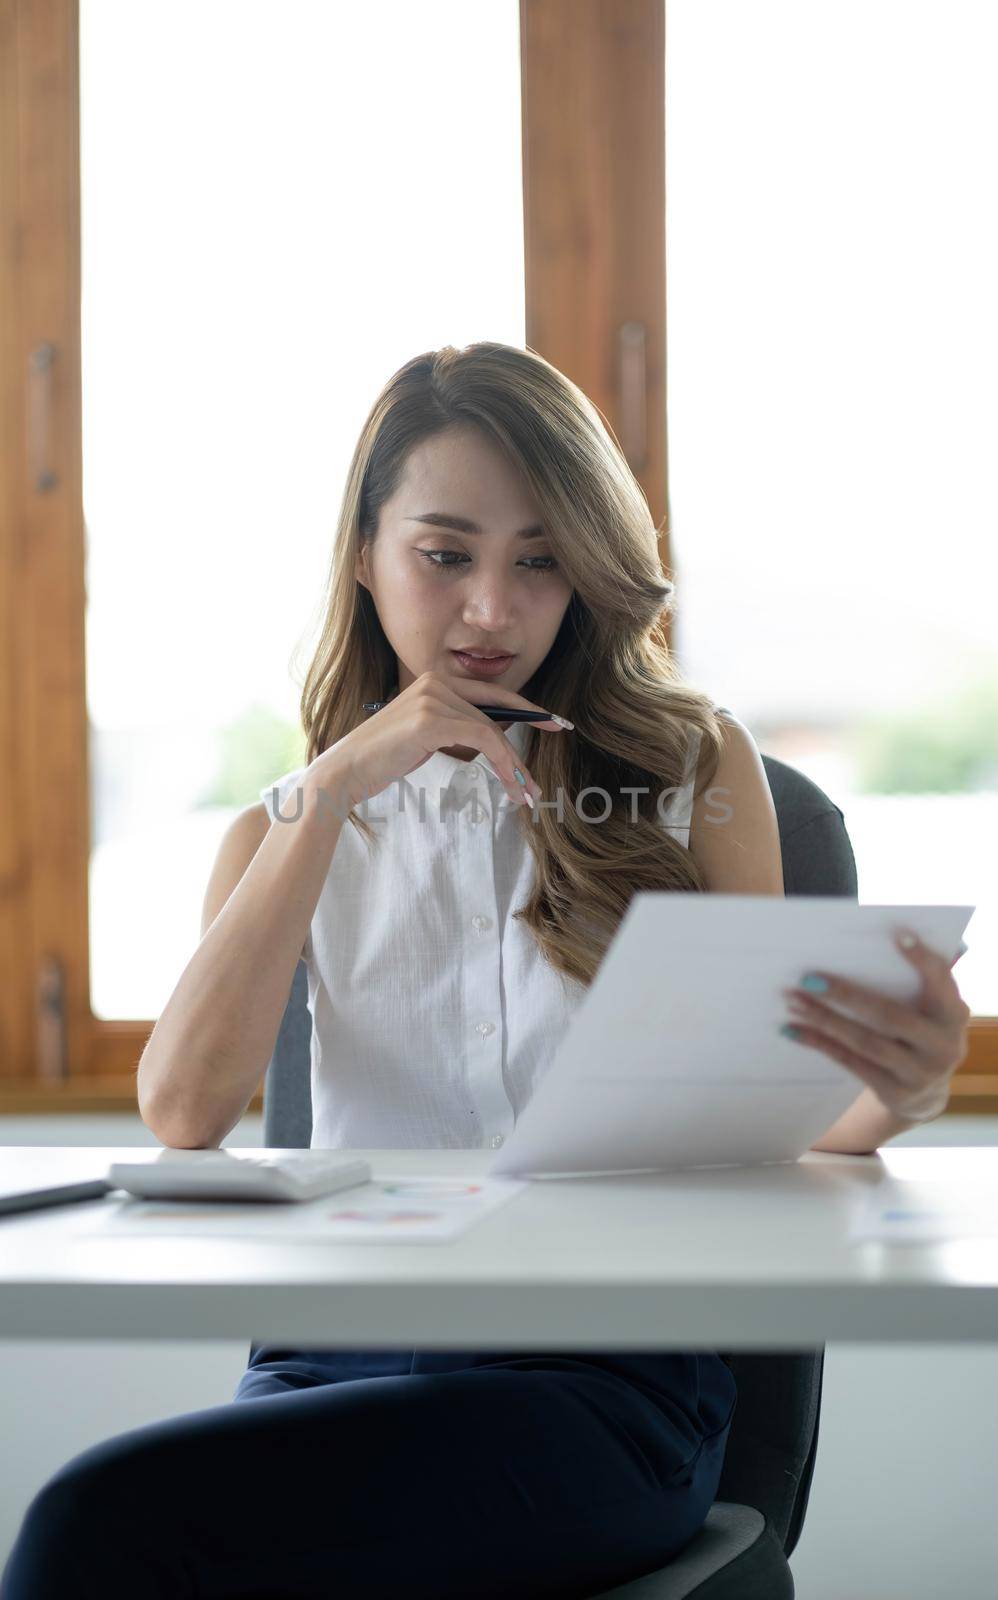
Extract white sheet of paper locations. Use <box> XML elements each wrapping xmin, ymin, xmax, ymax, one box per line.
<box><xmin>488</xmin><ymin>896</ymin><xmax>974</xmax><ymax>1179</ymax></box>
<box><xmin>73</xmin><ymin>1176</ymin><xmax>528</xmax><ymax>1243</ymax></box>
<box><xmin>848</xmin><ymin>1181</ymin><xmax>998</xmax><ymax>1244</ymax></box>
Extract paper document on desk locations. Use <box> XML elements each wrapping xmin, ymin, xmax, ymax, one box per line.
<box><xmin>488</xmin><ymin>895</ymin><xmax>974</xmax><ymax>1180</ymax></box>
<box><xmin>73</xmin><ymin>1176</ymin><xmax>528</xmax><ymax>1243</ymax></box>
<box><xmin>848</xmin><ymin>1181</ymin><xmax>998</xmax><ymax>1244</ymax></box>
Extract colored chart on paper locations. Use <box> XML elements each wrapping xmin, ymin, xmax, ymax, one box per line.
<box><xmin>326</xmin><ymin>1210</ymin><xmax>442</xmax><ymax>1224</ymax></box>
<box><xmin>75</xmin><ymin>1175</ymin><xmax>528</xmax><ymax>1243</ymax></box>
<box><xmin>379</xmin><ymin>1182</ymin><xmax>484</xmax><ymax>1198</ymax></box>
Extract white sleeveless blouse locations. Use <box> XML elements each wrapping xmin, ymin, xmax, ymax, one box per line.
<box><xmin>261</xmin><ymin>717</ymin><xmax>705</xmax><ymax>1153</ymax></box>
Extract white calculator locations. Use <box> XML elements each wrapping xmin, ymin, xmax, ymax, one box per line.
<box><xmin>106</xmin><ymin>1151</ymin><xmax>372</xmax><ymax>1204</ymax></box>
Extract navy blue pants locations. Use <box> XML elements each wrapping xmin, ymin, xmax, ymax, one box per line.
<box><xmin>1</xmin><ymin>1346</ymin><xmax>736</xmax><ymax>1599</ymax></box>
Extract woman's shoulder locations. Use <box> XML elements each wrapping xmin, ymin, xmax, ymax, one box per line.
<box><xmin>687</xmin><ymin>708</ymin><xmax>784</xmax><ymax>894</ymax></box>
<box><xmin>681</xmin><ymin>704</ymin><xmax>734</xmax><ymax>785</ymax></box>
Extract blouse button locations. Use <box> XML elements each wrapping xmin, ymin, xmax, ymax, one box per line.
<box><xmin>475</xmin><ymin>1021</ymin><xmax>495</xmax><ymax>1039</ymax></box>
<box><xmin>471</xmin><ymin>914</ymin><xmax>492</xmax><ymax>933</ymax></box>
<box><xmin>489</xmin><ymin>1134</ymin><xmax>505</xmax><ymax>1149</ymax></box>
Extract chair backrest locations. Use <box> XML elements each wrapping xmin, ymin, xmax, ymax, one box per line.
<box><xmin>261</xmin><ymin>752</ymin><xmax>858</xmax><ymax>1557</ymax></box>
<box><xmin>714</xmin><ymin>1348</ymin><xmax>825</xmax><ymax>1559</ymax></box>
<box><xmin>263</xmin><ymin>957</ymin><xmax>313</xmax><ymax>1151</ymax></box>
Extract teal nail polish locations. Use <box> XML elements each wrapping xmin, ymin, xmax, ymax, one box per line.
<box><xmin>800</xmin><ymin>974</ymin><xmax>828</xmax><ymax>993</ymax></box>
<box><xmin>780</xmin><ymin>1024</ymin><xmax>801</xmax><ymax>1040</ymax></box>
<box><xmin>513</xmin><ymin>767</ymin><xmax>526</xmax><ymax>785</ymax></box>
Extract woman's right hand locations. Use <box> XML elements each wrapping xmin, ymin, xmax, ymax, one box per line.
<box><xmin>313</xmin><ymin>672</ymin><xmax>569</xmax><ymax>811</ymax></box>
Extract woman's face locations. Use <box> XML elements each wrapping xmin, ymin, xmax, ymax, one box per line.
<box><xmin>356</xmin><ymin>426</ymin><xmax>574</xmax><ymax>734</ymax></box>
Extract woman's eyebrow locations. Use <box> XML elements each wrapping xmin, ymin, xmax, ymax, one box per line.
<box><xmin>405</xmin><ymin>513</ymin><xmax>546</xmax><ymax>540</ymax></box>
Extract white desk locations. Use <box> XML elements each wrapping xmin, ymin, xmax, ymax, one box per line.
<box><xmin>2</xmin><ymin>1145</ymin><xmax>997</xmax><ymax>1346</ymax></box>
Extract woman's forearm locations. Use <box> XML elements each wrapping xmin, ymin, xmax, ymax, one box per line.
<box><xmin>138</xmin><ymin>760</ymin><xmax>353</xmax><ymax>1147</ymax></box>
<box><xmin>809</xmin><ymin>1085</ymin><xmax>924</xmax><ymax>1155</ymax></box>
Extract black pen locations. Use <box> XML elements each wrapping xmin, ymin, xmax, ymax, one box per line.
<box><xmin>363</xmin><ymin>702</ymin><xmax>563</xmax><ymax>724</ymax></box>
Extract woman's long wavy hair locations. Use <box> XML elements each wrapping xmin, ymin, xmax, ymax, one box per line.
<box><xmin>293</xmin><ymin>341</ymin><xmax>727</xmax><ymax>989</ymax></box>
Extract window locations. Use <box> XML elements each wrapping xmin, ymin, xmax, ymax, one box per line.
<box><xmin>81</xmin><ymin>0</ymin><xmax>525</xmax><ymax>1019</ymax></box>
<box><xmin>4</xmin><ymin>0</ymin><xmax>990</xmax><ymax>1108</ymax></box>
<box><xmin>666</xmin><ymin>0</ymin><xmax>997</xmax><ymax>1043</ymax></box>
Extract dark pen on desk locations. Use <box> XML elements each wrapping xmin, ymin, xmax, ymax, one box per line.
<box><xmin>363</xmin><ymin>702</ymin><xmax>559</xmax><ymax>723</ymax></box>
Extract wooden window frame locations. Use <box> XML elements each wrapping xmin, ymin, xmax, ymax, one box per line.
<box><xmin>1</xmin><ymin>0</ymin><xmax>994</xmax><ymax>1116</ymax></box>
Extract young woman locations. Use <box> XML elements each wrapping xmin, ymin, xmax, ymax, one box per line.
<box><xmin>3</xmin><ymin>342</ymin><xmax>969</xmax><ymax>1599</ymax></box>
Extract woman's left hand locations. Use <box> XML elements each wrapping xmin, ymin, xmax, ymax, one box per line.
<box><xmin>781</xmin><ymin>929</ymin><xmax>972</xmax><ymax>1123</ymax></box>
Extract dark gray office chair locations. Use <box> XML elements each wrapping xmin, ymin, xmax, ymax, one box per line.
<box><xmin>258</xmin><ymin>755</ymin><xmax>857</xmax><ymax>1599</ymax></box>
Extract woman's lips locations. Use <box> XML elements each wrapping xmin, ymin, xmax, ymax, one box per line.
<box><xmin>450</xmin><ymin>650</ymin><xmax>516</xmax><ymax>678</ymax></box>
